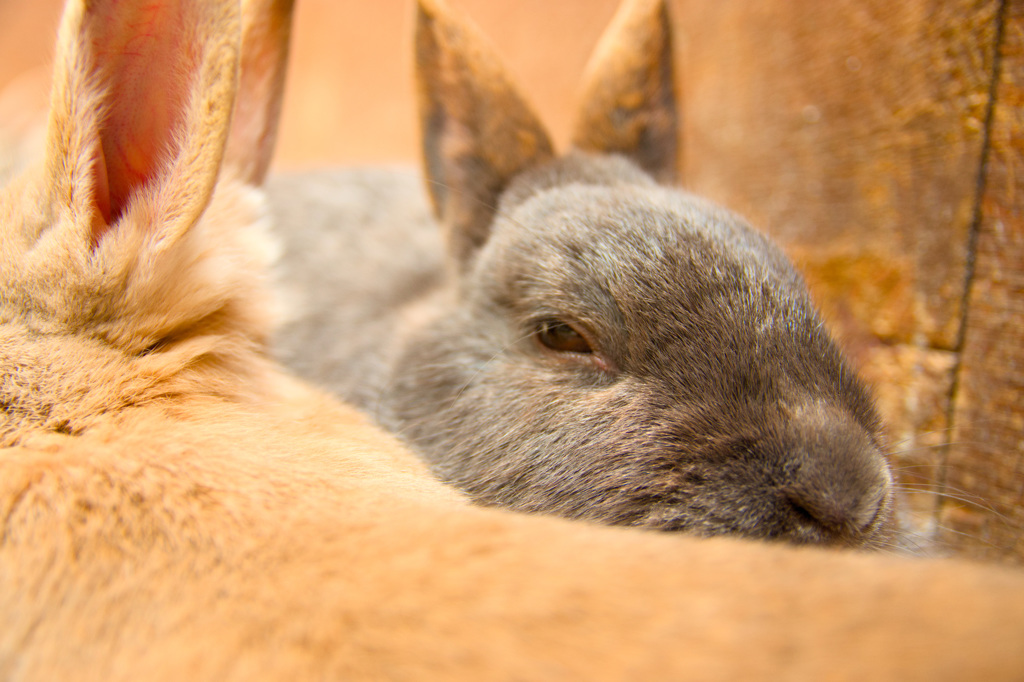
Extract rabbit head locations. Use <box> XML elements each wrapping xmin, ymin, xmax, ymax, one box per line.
<box><xmin>381</xmin><ymin>0</ymin><xmax>895</xmax><ymax>547</ymax></box>
<box><xmin>0</xmin><ymin>0</ymin><xmax>294</xmax><ymax>446</ymax></box>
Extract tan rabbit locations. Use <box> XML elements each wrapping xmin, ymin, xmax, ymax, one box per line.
<box><xmin>3</xmin><ymin>0</ymin><xmax>1024</xmax><ymax>680</ymax></box>
<box><xmin>271</xmin><ymin>0</ymin><xmax>896</xmax><ymax>548</ymax></box>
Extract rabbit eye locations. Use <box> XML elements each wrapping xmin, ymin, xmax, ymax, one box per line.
<box><xmin>536</xmin><ymin>321</ymin><xmax>593</xmax><ymax>354</ymax></box>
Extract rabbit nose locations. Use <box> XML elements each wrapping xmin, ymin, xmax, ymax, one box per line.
<box><xmin>784</xmin><ymin>479</ymin><xmax>883</xmax><ymax>535</ymax></box>
<box><xmin>780</xmin><ymin>454</ymin><xmax>891</xmax><ymax>541</ymax></box>
<box><xmin>769</xmin><ymin>401</ymin><xmax>893</xmax><ymax>542</ymax></box>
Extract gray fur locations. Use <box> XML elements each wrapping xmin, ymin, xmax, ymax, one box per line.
<box><xmin>268</xmin><ymin>152</ymin><xmax>896</xmax><ymax>548</ymax></box>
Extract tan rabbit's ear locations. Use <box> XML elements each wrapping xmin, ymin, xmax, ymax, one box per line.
<box><xmin>43</xmin><ymin>0</ymin><xmax>240</xmax><ymax>248</ymax></box>
<box><xmin>224</xmin><ymin>0</ymin><xmax>296</xmax><ymax>185</ymax></box>
<box><xmin>415</xmin><ymin>0</ymin><xmax>554</xmax><ymax>266</ymax></box>
<box><xmin>571</xmin><ymin>0</ymin><xmax>679</xmax><ymax>184</ymax></box>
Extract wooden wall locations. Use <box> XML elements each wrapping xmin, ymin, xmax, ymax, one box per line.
<box><xmin>947</xmin><ymin>0</ymin><xmax>1023</xmax><ymax>560</ymax></box>
<box><xmin>678</xmin><ymin>0</ymin><xmax>1022</xmax><ymax>561</ymax></box>
<box><xmin>1</xmin><ymin>0</ymin><xmax>1020</xmax><ymax>561</ymax></box>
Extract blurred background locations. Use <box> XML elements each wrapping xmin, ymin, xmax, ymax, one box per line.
<box><xmin>0</xmin><ymin>0</ymin><xmax>622</xmax><ymax>167</ymax></box>
<box><xmin>1</xmin><ymin>0</ymin><xmax>1021</xmax><ymax>563</ymax></box>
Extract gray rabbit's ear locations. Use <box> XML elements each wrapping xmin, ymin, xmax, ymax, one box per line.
<box><xmin>224</xmin><ymin>0</ymin><xmax>296</xmax><ymax>186</ymax></box>
<box><xmin>415</xmin><ymin>0</ymin><xmax>554</xmax><ymax>267</ymax></box>
<box><xmin>571</xmin><ymin>0</ymin><xmax>679</xmax><ymax>184</ymax></box>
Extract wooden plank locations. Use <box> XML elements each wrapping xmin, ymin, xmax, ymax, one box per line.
<box><xmin>944</xmin><ymin>0</ymin><xmax>1024</xmax><ymax>562</ymax></box>
<box><xmin>674</xmin><ymin>0</ymin><xmax>1005</xmax><ymax>548</ymax></box>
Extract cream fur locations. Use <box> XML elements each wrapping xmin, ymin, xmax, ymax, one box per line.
<box><xmin>1</xmin><ymin>0</ymin><xmax>1024</xmax><ymax>680</ymax></box>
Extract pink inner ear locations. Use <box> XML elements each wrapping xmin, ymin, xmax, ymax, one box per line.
<box><xmin>89</xmin><ymin>0</ymin><xmax>192</xmax><ymax>230</ymax></box>
<box><xmin>90</xmin><ymin>141</ymin><xmax>112</xmax><ymax>246</ymax></box>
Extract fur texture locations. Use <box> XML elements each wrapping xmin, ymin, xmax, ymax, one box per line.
<box><xmin>272</xmin><ymin>0</ymin><xmax>895</xmax><ymax>547</ymax></box>
<box><xmin>4</xmin><ymin>1</ymin><xmax>1024</xmax><ymax>680</ymax></box>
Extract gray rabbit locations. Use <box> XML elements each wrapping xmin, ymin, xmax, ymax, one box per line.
<box><xmin>270</xmin><ymin>0</ymin><xmax>896</xmax><ymax>548</ymax></box>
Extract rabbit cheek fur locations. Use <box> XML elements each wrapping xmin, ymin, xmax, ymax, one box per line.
<box><xmin>0</xmin><ymin>168</ymin><xmax>277</xmax><ymax>447</ymax></box>
<box><xmin>380</xmin><ymin>153</ymin><xmax>894</xmax><ymax>547</ymax></box>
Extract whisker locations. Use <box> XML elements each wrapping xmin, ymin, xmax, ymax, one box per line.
<box><xmin>930</xmin><ymin>524</ymin><xmax>1016</xmax><ymax>552</ymax></box>
<box><xmin>891</xmin><ymin>488</ymin><xmax>1016</xmax><ymax>525</ymax></box>
<box><xmin>886</xmin><ymin>443</ymin><xmax>993</xmax><ymax>460</ymax></box>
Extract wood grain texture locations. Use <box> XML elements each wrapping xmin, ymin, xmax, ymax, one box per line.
<box><xmin>943</xmin><ymin>0</ymin><xmax>1024</xmax><ymax>562</ymax></box>
<box><xmin>674</xmin><ymin>0</ymin><xmax>1015</xmax><ymax>554</ymax></box>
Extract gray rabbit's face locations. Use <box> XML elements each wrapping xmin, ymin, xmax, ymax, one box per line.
<box><xmin>386</xmin><ymin>156</ymin><xmax>894</xmax><ymax>547</ymax></box>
